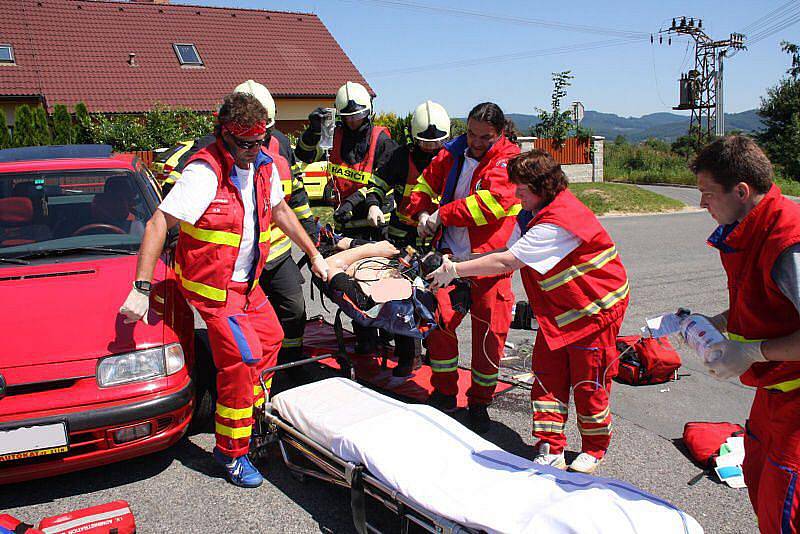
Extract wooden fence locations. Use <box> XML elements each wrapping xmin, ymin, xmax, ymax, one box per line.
<box><xmin>530</xmin><ymin>137</ymin><xmax>591</xmax><ymax>165</ymax></box>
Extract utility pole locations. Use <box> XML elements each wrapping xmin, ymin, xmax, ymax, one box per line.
<box><xmin>655</xmin><ymin>17</ymin><xmax>745</xmax><ymax>142</ymax></box>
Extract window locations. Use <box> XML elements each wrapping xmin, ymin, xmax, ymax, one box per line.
<box><xmin>0</xmin><ymin>45</ymin><xmax>14</xmax><ymax>64</ymax></box>
<box><xmin>172</xmin><ymin>43</ymin><xmax>202</xmax><ymax>66</ymax></box>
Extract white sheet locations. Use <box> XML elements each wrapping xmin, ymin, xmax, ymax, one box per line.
<box><xmin>272</xmin><ymin>378</ymin><xmax>703</xmax><ymax>534</ymax></box>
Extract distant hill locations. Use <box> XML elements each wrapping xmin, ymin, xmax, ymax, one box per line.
<box><xmin>501</xmin><ymin>109</ymin><xmax>763</xmax><ymax>143</ymax></box>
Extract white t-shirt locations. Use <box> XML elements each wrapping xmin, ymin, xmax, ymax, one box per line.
<box><xmin>507</xmin><ymin>222</ymin><xmax>582</xmax><ymax>275</ymax></box>
<box><xmin>442</xmin><ymin>151</ymin><xmax>479</xmax><ymax>260</ymax></box>
<box><xmin>159</xmin><ymin>160</ymin><xmax>284</xmax><ymax>282</ymax></box>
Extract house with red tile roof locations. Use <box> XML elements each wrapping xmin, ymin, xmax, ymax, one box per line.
<box><xmin>0</xmin><ymin>0</ymin><xmax>374</xmax><ymax>133</ymax></box>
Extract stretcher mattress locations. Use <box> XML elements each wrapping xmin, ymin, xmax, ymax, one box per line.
<box><xmin>272</xmin><ymin>378</ymin><xmax>703</xmax><ymax>534</ymax></box>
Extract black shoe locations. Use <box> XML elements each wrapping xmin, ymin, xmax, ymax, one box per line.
<box><xmin>467</xmin><ymin>404</ymin><xmax>491</xmax><ymax>434</ymax></box>
<box><xmin>428</xmin><ymin>390</ymin><xmax>457</xmax><ymax>413</ymax></box>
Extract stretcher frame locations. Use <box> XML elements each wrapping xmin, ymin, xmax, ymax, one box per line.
<box><xmin>251</xmin><ymin>342</ymin><xmax>476</xmax><ymax>534</ymax></box>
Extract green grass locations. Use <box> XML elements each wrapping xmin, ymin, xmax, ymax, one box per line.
<box><xmin>776</xmin><ymin>176</ymin><xmax>800</xmax><ymax>196</ymax></box>
<box><xmin>571</xmin><ymin>182</ymin><xmax>685</xmax><ymax>215</ymax></box>
<box><xmin>604</xmin><ymin>143</ymin><xmax>696</xmax><ymax>186</ymax></box>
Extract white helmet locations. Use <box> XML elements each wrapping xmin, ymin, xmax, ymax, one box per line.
<box><xmin>335</xmin><ymin>81</ymin><xmax>372</xmax><ymax>117</ymax></box>
<box><xmin>412</xmin><ymin>100</ymin><xmax>450</xmax><ymax>142</ymax></box>
<box><xmin>233</xmin><ymin>80</ymin><xmax>276</xmax><ymax>128</ymax></box>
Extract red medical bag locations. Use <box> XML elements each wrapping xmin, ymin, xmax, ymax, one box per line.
<box><xmin>614</xmin><ymin>335</ymin><xmax>682</xmax><ymax>386</ymax></box>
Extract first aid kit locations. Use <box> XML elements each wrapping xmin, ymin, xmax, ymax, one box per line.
<box><xmin>1</xmin><ymin>501</ymin><xmax>136</xmax><ymax>534</ymax></box>
<box><xmin>614</xmin><ymin>335</ymin><xmax>682</xmax><ymax>386</ymax></box>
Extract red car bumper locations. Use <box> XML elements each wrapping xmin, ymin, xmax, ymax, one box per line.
<box><xmin>0</xmin><ymin>380</ymin><xmax>194</xmax><ymax>484</ymax></box>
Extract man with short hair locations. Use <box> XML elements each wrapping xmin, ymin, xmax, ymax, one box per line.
<box><xmin>119</xmin><ymin>92</ymin><xmax>328</xmax><ymax>488</ymax></box>
<box><xmin>692</xmin><ymin>135</ymin><xmax>800</xmax><ymax>533</ymax></box>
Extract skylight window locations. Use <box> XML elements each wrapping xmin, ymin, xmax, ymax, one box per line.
<box><xmin>173</xmin><ymin>43</ymin><xmax>202</xmax><ymax>66</ymax></box>
<box><xmin>0</xmin><ymin>45</ymin><xmax>14</xmax><ymax>64</ymax></box>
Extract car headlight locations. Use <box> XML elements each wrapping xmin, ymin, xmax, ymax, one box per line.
<box><xmin>97</xmin><ymin>343</ymin><xmax>185</xmax><ymax>387</ymax></box>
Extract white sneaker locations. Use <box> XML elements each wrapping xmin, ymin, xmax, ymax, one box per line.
<box><xmin>569</xmin><ymin>452</ymin><xmax>602</xmax><ymax>474</ymax></box>
<box><xmin>532</xmin><ymin>443</ymin><xmax>566</xmax><ymax>470</ymax></box>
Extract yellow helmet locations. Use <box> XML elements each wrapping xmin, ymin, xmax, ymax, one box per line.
<box><xmin>411</xmin><ymin>100</ymin><xmax>450</xmax><ymax>142</ymax></box>
<box><xmin>233</xmin><ymin>80</ymin><xmax>276</xmax><ymax>128</ymax></box>
<box><xmin>335</xmin><ymin>81</ymin><xmax>372</xmax><ymax>118</ymax></box>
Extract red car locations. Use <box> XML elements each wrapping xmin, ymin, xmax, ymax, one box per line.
<box><xmin>0</xmin><ymin>145</ymin><xmax>212</xmax><ymax>484</ymax></box>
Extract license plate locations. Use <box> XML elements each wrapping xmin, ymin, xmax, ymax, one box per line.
<box><xmin>0</xmin><ymin>422</ymin><xmax>68</xmax><ymax>462</ymax></box>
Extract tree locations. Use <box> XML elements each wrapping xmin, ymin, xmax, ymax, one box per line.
<box><xmin>32</xmin><ymin>106</ymin><xmax>52</xmax><ymax>145</ymax></box>
<box><xmin>11</xmin><ymin>105</ymin><xmax>36</xmax><ymax>147</ymax></box>
<box><xmin>0</xmin><ymin>114</ymin><xmax>10</xmax><ymax>149</ymax></box>
<box><xmin>757</xmin><ymin>41</ymin><xmax>800</xmax><ymax>180</ymax></box>
<box><xmin>374</xmin><ymin>111</ymin><xmax>413</xmax><ymax>146</ymax></box>
<box><xmin>450</xmin><ymin>118</ymin><xmax>467</xmax><ymax>138</ymax></box>
<box><xmin>671</xmin><ymin>134</ymin><xmax>702</xmax><ymax>159</ymax></box>
<box><xmin>52</xmin><ymin>104</ymin><xmax>75</xmax><ymax>144</ymax></box>
<box><xmin>532</xmin><ymin>70</ymin><xmax>574</xmax><ymax>146</ymax></box>
<box><xmin>74</xmin><ymin>102</ymin><xmax>92</xmax><ymax>143</ymax></box>
<box><xmin>613</xmin><ymin>134</ymin><xmax>628</xmax><ymax>146</ymax></box>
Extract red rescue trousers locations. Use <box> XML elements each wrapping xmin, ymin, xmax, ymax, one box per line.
<box><xmin>427</xmin><ymin>274</ymin><xmax>513</xmax><ymax>406</ymax></box>
<box><xmin>198</xmin><ymin>282</ymin><xmax>283</xmax><ymax>458</ymax></box>
<box><xmin>530</xmin><ymin>321</ymin><xmax>621</xmax><ymax>459</ymax></box>
<box><xmin>743</xmin><ymin>387</ymin><xmax>800</xmax><ymax>534</ymax></box>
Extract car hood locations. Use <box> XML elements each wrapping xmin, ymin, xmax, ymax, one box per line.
<box><xmin>0</xmin><ymin>255</ymin><xmax>168</xmax><ymax>369</ymax></box>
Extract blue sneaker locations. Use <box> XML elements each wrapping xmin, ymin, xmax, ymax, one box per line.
<box><xmin>213</xmin><ymin>448</ymin><xmax>264</xmax><ymax>488</ymax></box>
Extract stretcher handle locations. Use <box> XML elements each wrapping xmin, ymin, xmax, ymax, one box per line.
<box><xmin>259</xmin><ymin>354</ymin><xmax>333</xmax><ymax>378</ymax></box>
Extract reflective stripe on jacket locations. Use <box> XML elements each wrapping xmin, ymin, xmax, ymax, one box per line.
<box><xmin>708</xmin><ymin>184</ymin><xmax>800</xmax><ymax>391</ymax></box>
<box><xmin>174</xmin><ymin>138</ymin><xmax>273</xmax><ymax>310</ymax></box>
<box><xmin>518</xmin><ymin>189</ymin><xmax>628</xmax><ymax>350</ymax></box>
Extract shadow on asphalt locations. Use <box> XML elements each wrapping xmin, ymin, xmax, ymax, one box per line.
<box><xmin>0</xmin><ymin>445</ymin><xmax>177</xmax><ymax>508</ymax></box>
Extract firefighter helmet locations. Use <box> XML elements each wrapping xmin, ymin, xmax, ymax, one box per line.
<box><xmin>411</xmin><ymin>100</ymin><xmax>450</xmax><ymax>142</ymax></box>
<box><xmin>335</xmin><ymin>81</ymin><xmax>372</xmax><ymax>117</ymax></box>
<box><xmin>233</xmin><ymin>80</ymin><xmax>276</xmax><ymax>128</ymax></box>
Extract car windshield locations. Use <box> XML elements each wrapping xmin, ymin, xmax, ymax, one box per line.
<box><xmin>0</xmin><ymin>168</ymin><xmax>157</xmax><ymax>258</ymax></box>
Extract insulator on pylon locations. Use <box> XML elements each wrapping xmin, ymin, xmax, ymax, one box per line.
<box><xmin>698</xmin><ymin>19</ymin><xmax>703</xmax><ymax>28</ymax></box>
<box><xmin>668</xmin><ymin>37</ymin><xmax>672</xmax><ymax>45</ymax></box>
<box><xmin>680</xmin><ymin>17</ymin><xmax>686</xmax><ymax>27</ymax></box>
<box><xmin>689</xmin><ymin>18</ymin><xmax>694</xmax><ymax>27</ymax></box>
<box><xmin>650</xmin><ymin>34</ymin><xmax>654</xmax><ymax>44</ymax></box>
<box><xmin>659</xmin><ymin>35</ymin><xmax>663</xmax><ymax>44</ymax></box>
<box><xmin>672</xmin><ymin>18</ymin><xmax>676</xmax><ymax>28</ymax></box>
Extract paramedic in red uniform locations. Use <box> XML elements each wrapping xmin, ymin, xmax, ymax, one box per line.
<box><xmin>407</xmin><ymin>102</ymin><xmax>521</xmax><ymax>434</ymax></box>
<box><xmin>692</xmin><ymin>136</ymin><xmax>800</xmax><ymax>533</ymax></box>
<box><xmin>429</xmin><ymin>149</ymin><xmax>629</xmax><ymax>474</ymax></box>
<box><xmin>119</xmin><ymin>92</ymin><xmax>328</xmax><ymax>488</ymax></box>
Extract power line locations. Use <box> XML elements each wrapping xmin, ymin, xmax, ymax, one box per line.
<box><xmin>749</xmin><ymin>11</ymin><xmax>800</xmax><ymax>44</ymax></box>
<box><xmin>365</xmin><ymin>38</ymin><xmax>639</xmax><ymax>77</ymax></box>
<box><xmin>739</xmin><ymin>0</ymin><xmax>798</xmax><ymax>34</ymax></box>
<box><xmin>342</xmin><ymin>0</ymin><xmax>650</xmax><ymax>40</ymax></box>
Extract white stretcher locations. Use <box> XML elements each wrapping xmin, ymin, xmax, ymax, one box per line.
<box><xmin>261</xmin><ymin>377</ymin><xmax>704</xmax><ymax>534</ymax></box>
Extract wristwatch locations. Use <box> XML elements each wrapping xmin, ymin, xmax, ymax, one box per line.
<box><xmin>133</xmin><ymin>280</ymin><xmax>152</xmax><ymax>294</ymax></box>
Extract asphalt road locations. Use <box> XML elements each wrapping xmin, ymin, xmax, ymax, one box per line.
<box><xmin>1</xmin><ymin>192</ymin><xmax>758</xmax><ymax>533</ymax></box>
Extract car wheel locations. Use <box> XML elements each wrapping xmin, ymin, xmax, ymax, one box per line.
<box><xmin>189</xmin><ymin>329</ymin><xmax>216</xmax><ymax>434</ymax></box>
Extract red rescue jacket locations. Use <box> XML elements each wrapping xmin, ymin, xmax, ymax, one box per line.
<box><xmin>175</xmin><ymin>138</ymin><xmax>273</xmax><ymax>311</ymax></box>
<box><xmin>407</xmin><ymin>134</ymin><xmax>520</xmax><ymax>254</ymax></box>
<box><xmin>708</xmin><ymin>184</ymin><xmax>800</xmax><ymax>391</ymax></box>
<box><xmin>328</xmin><ymin>125</ymin><xmax>390</xmax><ymax>201</ymax></box>
<box><xmin>518</xmin><ymin>189</ymin><xmax>629</xmax><ymax>349</ymax></box>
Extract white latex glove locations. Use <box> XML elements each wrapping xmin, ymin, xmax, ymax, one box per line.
<box><xmin>425</xmin><ymin>209</ymin><xmax>441</xmax><ymax>234</ymax></box>
<box><xmin>705</xmin><ymin>339</ymin><xmax>767</xmax><ymax>380</ymax></box>
<box><xmin>426</xmin><ymin>255</ymin><xmax>458</xmax><ymax>290</ymax></box>
<box><xmin>310</xmin><ymin>253</ymin><xmax>330</xmax><ymax>280</ymax></box>
<box><xmin>417</xmin><ymin>212</ymin><xmax>431</xmax><ymax>238</ymax></box>
<box><xmin>367</xmin><ymin>205</ymin><xmax>385</xmax><ymax>227</ymax></box>
<box><xmin>119</xmin><ymin>287</ymin><xmax>149</xmax><ymax>324</ymax></box>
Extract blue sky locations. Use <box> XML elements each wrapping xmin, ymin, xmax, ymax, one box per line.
<box><xmin>187</xmin><ymin>0</ymin><xmax>798</xmax><ymax>118</ymax></box>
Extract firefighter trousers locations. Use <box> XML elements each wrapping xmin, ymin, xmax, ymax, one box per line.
<box><xmin>259</xmin><ymin>255</ymin><xmax>306</xmax><ymax>365</ymax></box>
<box><xmin>198</xmin><ymin>282</ymin><xmax>283</xmax><ymax>458</ymax></box>
<box><xmin>426</xmin><ymin>274</ymin><xmax>513</xmax><ymax>406</ymax></box>
<box><xmin>742</xmin><ymin>387</ymin><xmax>800</xmax><ymax>534</ymax></box>
<box><xmin>530</xmin><ymin>322</ymin><xmax>621</xmax><ymax>459</ymax></box>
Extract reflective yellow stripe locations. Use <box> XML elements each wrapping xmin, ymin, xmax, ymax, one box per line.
<box><xmin>281</xmin><ymin>179</ymin><xmax>291</xmax><ymax>197</ymax></box>
<box><xmin>413</xmin><ymin>176</ymin><xmax>438</xmax><ymax>200</ymax></box>
<box><xmin>282</xmin><ymin>337</ymin><xmax>303</xmax><ymax>348</ymax></box>
<box><xmin>765</xmin><ymin>378</ymin><xmax>800</xmax><ymax>392</ymax></box>
<box><xmin>577</xmin><ymin>406</ymin><xmax>610</xmax><ymax>424</ymax></box>
<box><xmin>254</xmin><ymin>385</ymin><xmax>263</xmax><ymax>396</ymax></box>
<box><xmin>579</xmin><ymin>425</ymin><xmax>613</xmax><ymax>436</ymax></box>
<box><xmin>555</xmin><ymin>280</ymin><xmax>630</xmax><ymax>328</ymax></box>
<box><xmin>533</xmin><ymin>421</ymin><xmax>566</xmax><ymax>433</ymax></box>
<box><xmin>259</xmin><ymin>230</ymin><xmax>271</xmax><ymax>244</ymax></box>
<box><xmin>293</xmin><ymin>205</ymin><xmax>312</xmax><ymax>219</ymax></box>
<box><xmin>267</xmin><ymin>235</ymin><xmax>292</xmax><ymax>262</ymax></box>
<box><xmin>298</xmin><ymin>137</ymin><xmax>318</xmax><ymax>152</ymax></box>
<box><xmin>727</xmin><ymin>333</ymin><xmax>765</xmax><ymax>343</ymax></box>
<box><xmin>430</xmin><ymin>356</ymin><xmax>459</xmax><ymax>373</ymax></box>
<box><xmin>174</xmin><ymin>262</ymin><xmax>226</xmax><ymax>302</ymax></box>
<box><xmin>216</xmin><ymin>403</ymin><xmax>253</xmax><ymax>420</ymax></box>
<box><xmin>471</xmin><ymin>368</ymin><xmax>499</xmax><ymax>387</ymax></box>
<box><xmin>254</xmin><ymin>397</ymin><xmax>265</xmax><ymax>408</ymax></box>
<box><xmin>475</xmin><ymin>190</ymin><xmax>506</xmax><ymax>219</ymax></box>
<box><xmin>179</xmin><ymin>221</ymin><xmax>241</xmax><ymax>247</ymax></box>
<box><xmin>215</xmin><ymin>422</ymin><xmax>252</xmax><ymax>439</ymax></box>
<box><xmin>465</xmin><ymin>195</ymin><xmax>488</xmax><ymax>226</ymax></box>
<box><xmin>532</xmin><ymin>401</ymin><xmax>568</xmax><ymax>414</ymax></box>
<box><xmin>328</xmin><ymin>163</ymin><xmax>388</xmax><ymax>189</ymax></box>
<box><xmin>540</xmin><ymin>246</ymin><xmax>619</xmax><ymax>292</ymax></box>
<box><xmin>153</xmin><ymin>295</ymin><xmax>165</xmax><ymax>304</ymax></box>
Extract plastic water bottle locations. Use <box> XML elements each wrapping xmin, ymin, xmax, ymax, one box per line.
<box><xmin>678</xmin><ymin>311</ymin><xmax>726</xmax><ymax>363</ymax></box>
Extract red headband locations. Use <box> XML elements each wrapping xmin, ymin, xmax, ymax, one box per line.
<box><xmin>223</xmin><ymin>120</ymin><xmax>267</xmax><ymax>137</ymax></box>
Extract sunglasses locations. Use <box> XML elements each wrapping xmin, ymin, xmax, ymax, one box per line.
<box><xmin>228</xmin><ymin>133</ymin><xmax>265</xmax><ymax>150</ymax></box>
